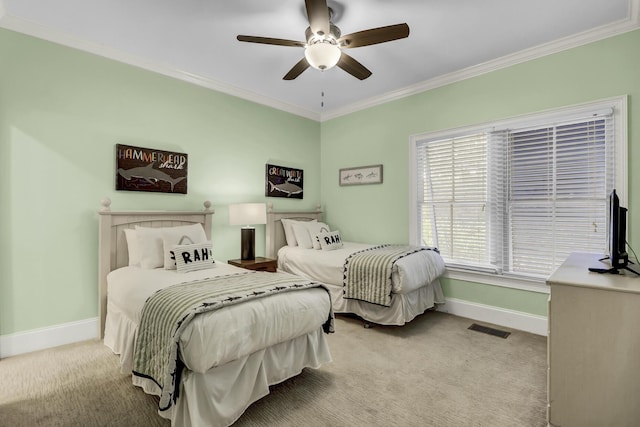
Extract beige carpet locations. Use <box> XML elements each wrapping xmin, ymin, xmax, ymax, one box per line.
<box><xmin>0</xmin><ymin>312</ymin><xmax>548</xmax><ymax>426</ymax></box>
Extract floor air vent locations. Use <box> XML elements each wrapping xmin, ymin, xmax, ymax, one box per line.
<box><xmin>468</xmin><ymin>323</ymin><xmax>511</xmax><ymax>339</ymax></box>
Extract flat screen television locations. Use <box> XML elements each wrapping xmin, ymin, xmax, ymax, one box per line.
<box><xmin>609</xmin><ymin>189</ymin><xmax>629</xmax><ymax>269</ymax></box>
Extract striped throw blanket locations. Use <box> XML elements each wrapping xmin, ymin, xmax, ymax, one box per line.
<box><xmin>343</xmin><ymin>245</ymin><xmax>438</xmax><ymax>307</ymax></box>
<box><xmin>132</xmin><ymin>271</ymin><xmax>334</xmax><ymax>413</ymax></box>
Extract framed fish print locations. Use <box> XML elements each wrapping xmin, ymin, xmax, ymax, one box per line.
<box><xmin>265</xmin><ymin>164</ymin><xmax>303</xmax><ymax>199</ymax></box>
<box><xmin>339</xmin><ymin>164</ymin><xmax>383</xmax><ymax>186</ymax></box>
<box><xmin>115</xmin><ymin>144</ymin><xmax>188</xmax><ymax>194</ymax></box>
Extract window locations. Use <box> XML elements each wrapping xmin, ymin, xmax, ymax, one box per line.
<box><xmin>409</xmin><ymin>97</ymin><xmax>627</xmax><ymax>288</ymax></box>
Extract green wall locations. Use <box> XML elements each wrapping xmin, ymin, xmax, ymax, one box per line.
<box><xmin>2</xmin><ymin>26</ymin><xmax>639</xmax><ymax>337</ymax></box>
<box><xmin>0</xmin><ymin>29</ymin><xmax>320</xmax><ymax>335</ymax></box>
<box><xmin>320</xmin><ymin>29</ymin><xmax>640</xmax><ymax>318</ymax></box>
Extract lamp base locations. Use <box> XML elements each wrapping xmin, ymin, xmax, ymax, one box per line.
<box><xmin>240</xmin><ymin>228</ymin><xmax>255</xmax><ymax>260</ymax></box>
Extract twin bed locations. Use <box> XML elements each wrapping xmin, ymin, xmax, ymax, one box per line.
<box><xmin>98</xmin><ymin>200</ymin><xmax>445</xmax><ymax>427</ymax></box>
<box><xmin>265</xmin><ymin>205</ymin><xmax>446</xmax><ymax>326</ymax></box>
<box><xmin>98</xmin><ymin>200</ymin><xmax>333</xmax><ymax>427</ymax></box>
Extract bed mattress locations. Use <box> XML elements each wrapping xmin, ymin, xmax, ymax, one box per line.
<box><xmin>277</xmin><ymin>242</ymin><xmax>446</xmax><ymax>325</ymax></box>
<box><xmin>277</xmin><ymin>242</ymin><xmax>445</xmax><ymax>294</ymax></box>
<box><xmin>104</xmin><ymin>263</ymin><xmax>331</xmax><ymax>375</ymax></box>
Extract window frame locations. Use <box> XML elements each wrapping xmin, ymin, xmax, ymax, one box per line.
<box><xmin>408</xmin><ymin>96</ymin><xmax>628</xmax><ymax>292</ymax></box>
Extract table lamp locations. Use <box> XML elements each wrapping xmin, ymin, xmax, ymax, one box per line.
<box><xmin>229</xmin><ymin>203</ymin><xmax>267</xmax><ymax>260</ymax></box>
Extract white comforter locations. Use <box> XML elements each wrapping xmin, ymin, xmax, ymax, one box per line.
<box><xmin>104</xmin><ymin>263</ymin><xmax>331</xmax><ymax>375</ymax></box>
<box><xmin>278</xmin><ymin>242</ymin><xmax>446</xmax><ymax>294</ymax></box>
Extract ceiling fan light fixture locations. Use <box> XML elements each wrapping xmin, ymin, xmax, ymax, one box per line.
<box><xmin>237</xmin><ymin>1</ymin><xmax>409</xmax><ymax>81</ymax></box>
<box><xmin>304</xmin><ymin>41</ymin><xmax>341</xmax><ymax>71</ymax></box>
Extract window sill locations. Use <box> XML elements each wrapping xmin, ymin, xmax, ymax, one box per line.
<box><xmin>443</xmin><ymin>267</ymin><xmax>550</xmax><ymax>294</ymax></box>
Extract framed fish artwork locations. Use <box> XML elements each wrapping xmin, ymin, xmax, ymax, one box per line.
<box><xmin>115</xmin><ymin>144</ymin><xmax>188</xmax><ymax>194</ymax></box>
<box><xmin>265</xmin><ymin>164</ymin><xmax>303</xmax><ymax>199</ymax></box>
<box><xmin>339</xmin><ymin>164</ymin><xmax>383</xmax><ymax>186</ymax></box>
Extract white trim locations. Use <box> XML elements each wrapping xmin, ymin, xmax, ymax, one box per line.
<box><xmin>0</xmin><ymin>13</ymin><xmax>321</xmax><ymax>122</ymax></box>
<box><xmin>322</xmin><ymin>6</ymin><xmax>640</xmax><ymax>121</ymax></box>
<box><xmin>0</xmin><ymin>2</ymin><xmax>637</xmax><ymax>122</ymax></box>
<box><xmin>409</xmin><ymin>96</ymin><xmax>626</xmax><ymax>144</ymax></box>
<box><xmin>444</xmin><ymin>268</ymin><xmax>550</xmax><ymax>294</ymax></box>
<box><xmin>0</xmin><ymin>317</ymin><xmax>98</xmax><ymax>358</ymax></box>
<box><xmin>437</xmin><ymin>297</ymin><xmax>548</xmax><ymax>336</ymax></box>
<box><xmin>409</xmin><ymin>96</ymin><xmax>628</xmax><ymax>288</ymax></box>
<box><xmin>0</xmin><ymin>303</ymin><xmax>548</xmax><ymax>359</ymax></box>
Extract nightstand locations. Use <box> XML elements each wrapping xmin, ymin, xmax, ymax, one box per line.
<box><xmin>227</xmin><ymin>257</ymin><xmax>277</xmax><ymax>272</ymax></box>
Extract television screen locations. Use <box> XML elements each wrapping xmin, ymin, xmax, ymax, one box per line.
<box><xmin>609</xmin><ymin>189</ymin><xmax>628</xmax><ymax>269</ymax></box>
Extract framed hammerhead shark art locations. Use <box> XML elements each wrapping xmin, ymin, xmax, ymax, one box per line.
<box><xmin>115</xmin><ymin>144</ymin><xmax>188</xmax><ymax>194</ymax></box>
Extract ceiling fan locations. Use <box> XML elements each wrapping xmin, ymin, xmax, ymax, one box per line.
<box><xmin>237</xmin><ymin>0</ymin><xmax>409</xmax><ymax>81</ymax></box>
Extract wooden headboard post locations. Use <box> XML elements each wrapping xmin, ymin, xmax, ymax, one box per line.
<box><xmin>265</xmin><ymin>203</ymin><xmax>323</xmax><ymax>259</ymax></box>
<box><xmin>97</xmin><ymin>197</ymin><xmax>214</xmax><ymax>338</ymax></box>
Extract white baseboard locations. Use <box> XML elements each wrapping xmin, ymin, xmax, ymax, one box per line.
<box><xmin>437</xmin><ymin>297</ymin><xmax>548</xmax><ymax>336</ymax></box>
<box><xmin>0</xmin><ymin>317</ymin><xmax>99</xmax><ymax>358</ymax></box>
<box><xmin>0</xmin><ymin>299</ymin><xmax>547</xmax><ymax>358</ymax></box>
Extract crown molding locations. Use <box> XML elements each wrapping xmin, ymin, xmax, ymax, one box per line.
<box><xmin>0</xmin><ymin>12</ymin><xmax>321</xmax><ymax>122</ymax></box>
<box><xmin>320</xmin><ymin>2</ymin><xmax>640</xmax><ymax>121</ymax></box>
<box><xmin>1</xmin><ymin>1</ymin><xmax>638</xmax><ymax>124</ymax></box>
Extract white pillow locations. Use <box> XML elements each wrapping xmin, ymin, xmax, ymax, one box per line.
<box><xmin>280</xmin><ymin>218</ymin><xmax>296</xmax><ymax>246</ymax></box>
<box><xmin>318</xmin><ymin>230</ymin><xmax>343</xmax><ymax>251</ymax></box>
<box><xmin>136</xmin><ymin>226</ymin><xmax>165</xmax><ymax>269</ymax></box>
<box><xmin>173</xmin><ymin>241</ymin><xmax>215</xmax><ymax>273</ymax></box>
<box><xmin>162</xmin><ymin>224</ymin><xmax>207</xmax><ymax>270</ymax></box>
<box><xmin>135</xmin><ymin>224</ymin><xmax>207</xmax><ymax>270</ymax></box>
<box><xmin>124</xmin><ymin>228</ymin><xmax>141</xmax><ymax>266</ymax></box>
<box><xmin>292</xmin><ymin>221</ymin><xmax>331</xmax><ymax>250</ymax></box>
<box><xmin>307</xmin><ymin>222</ymin><xmax>331</xmax><ymax>250</ymax></box>
<box><xmin>281</xmin><ymin>218</ymin><xmax>317</xmax><ymax>247</ymax></box>
<box><xmin>292</xmin><ymin>222</ymin><xmax>313</xmax><ymax>249</ymax></box>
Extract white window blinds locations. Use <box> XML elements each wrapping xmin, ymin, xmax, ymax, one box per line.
<box><xmin>505</xmin><ymin>116</ymin><xmax>614</xmax><ymax>277</ymax></box>
<box><xmin>417</xmin><ymin>132</ymin><xmax>492</xmax><ymax>270</ymax></box>
<box><xmin>414</xmin><ymin>104</ymin><xmax>617</xmax><ymax>280</ymax></box>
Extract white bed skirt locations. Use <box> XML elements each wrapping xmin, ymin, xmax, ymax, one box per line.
<box><xmin>328</xmin><ymin>279</ymin><xmax>445</xmax><ymax>325</ymax></box>
<box><xmin>105</xmin><ymin>302</ymin><xmax>331</xmax><ymax>427</ymax></box>
<box><xmin>136</xmin><ymin>330</ymin><xmax>330</xmax><ymax>427</ymax></box>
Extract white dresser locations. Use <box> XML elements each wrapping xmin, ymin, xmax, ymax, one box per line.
<box><xmin>547</xmin><ymin>252</ymin><xmax>640</xmax><ymax>427</ymax></box>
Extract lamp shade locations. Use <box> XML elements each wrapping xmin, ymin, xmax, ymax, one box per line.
<box><xmin>304</xmin><ymin>42</ymin><xmax>341</xmax><ymax>70</ymax></box>
<box><xmin>229</xmin><ymin>203</ymin><xmax>267</xmax><ymax>226</ymax></box>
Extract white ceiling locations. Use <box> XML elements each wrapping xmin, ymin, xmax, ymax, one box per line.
<box><xmin>1</xmin><ymin>0</ymin><xmax>638</xmax><ymax>121</ymax></box>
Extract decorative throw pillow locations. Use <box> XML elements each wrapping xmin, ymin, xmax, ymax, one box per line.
<box><xmin>307</xmin><ymin>222</ymin><xmax>331</xmax><ymax>250</ymax></box>
<box><xmin>318</xmin><ymin>230</ymin><xmax>343</xmax><ymax>251</ymax></box>
<box><xmin>172</xmin><ymin>241</ymin><xmax>216</xmax><ymax>273</ymax></box>
<box><xmin>124</xmin><ymin>228</ymin><xmax>142</xmax><ymax>266</ymax></box>
<box><xmin>162</xmin><ymin>224</ymin><xmax>207</xmax><ymax>269</ymax></box>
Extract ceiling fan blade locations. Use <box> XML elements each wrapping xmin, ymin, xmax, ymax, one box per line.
<box><xmin>283</xmin><ymin>58</ymin><xmax>311</xmax><ymax>80</ymax></box>
<box><xmin>237</xmin><ymin>35</ymin><xmax>305</xmax><ymax>48</ymax></box>
<box><xmin>338</xmin><ymin>23</ymin><xmax>410</xmax><ymax>49</ymax></box>
<box><xmin>305</xmin><ymin>0</ymin><xmax>330</xmax><ymax>36</ymax></box>
<box><xmin>337</xmin><ymin>52</ymin><xmax>372</xmax><ymax>80</ymax></box>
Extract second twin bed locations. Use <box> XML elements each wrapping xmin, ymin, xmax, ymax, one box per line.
<box><xmin>266</xmin><ymin>206</ymin><xmax>446</xmax><ymax>326</ymax></box>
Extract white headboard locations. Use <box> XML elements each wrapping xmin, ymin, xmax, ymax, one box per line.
<box><xmin>96</xmin><ymin>197</ymin><xmax>214</xmax><ymax>338</ymax></box>
<box><xmin>265</xmin><ymin>203</ymin><xmax>323</xmax><ymax>259</ymax></box>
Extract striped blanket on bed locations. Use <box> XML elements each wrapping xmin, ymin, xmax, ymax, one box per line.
<box><xmin>343</xmin><ymin>245</ymin><xmax>438</xmax><ymax>307</ymax></box>
<box><xmin>132</xmin><ymin>271</ymin><xmax>334</xmax><ymax>413</ymax></box>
